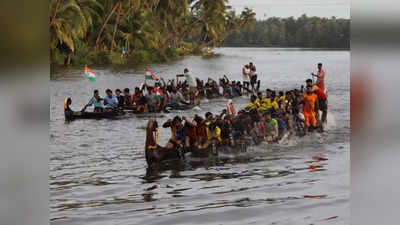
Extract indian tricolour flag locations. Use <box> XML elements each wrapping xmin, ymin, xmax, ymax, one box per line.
<box><xmin>145</xmin><ymin>68</ymin><xmax>159</xmax><ymax>81</ymax></box>
<box><xmin>85</xmin><ymin>66</ymin><xmax>96</xmax><ymax>82</ymax></box>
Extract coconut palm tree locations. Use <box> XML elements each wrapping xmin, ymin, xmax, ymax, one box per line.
<box><xmin>50</xmin><ymin>0</ymin><xmax>103</xmax><ymax>64</ymax></box>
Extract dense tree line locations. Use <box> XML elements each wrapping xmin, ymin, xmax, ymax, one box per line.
<box><xmin>224</xmin><ymin>15</ymin><xmax>350</xmax><ymax>48</ymax></box>
<box><xmin>50</xmin><ymin>0</ymin><xmax>256</xmax><ymax>67</ymax></box>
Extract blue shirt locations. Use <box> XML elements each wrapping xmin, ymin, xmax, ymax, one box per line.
<box><xmin>104</xmin><ymin>96</ymin><xmax>118</xmax><ymax>109</ymax></box>
<box><xmin>88</xmin><ymin>97</ymin><xmax>104</xmax><ymax>108</ymax></box>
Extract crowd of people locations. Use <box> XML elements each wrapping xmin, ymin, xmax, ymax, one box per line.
<box><xmin>149</xmin><ymin>63</ymin><xmax>328</xmax><ymax>153</ymax></box>
<box><xmin>81</xmin><ymin>68</ymin><xmax>260</xmax><ymax>113</ymax></box>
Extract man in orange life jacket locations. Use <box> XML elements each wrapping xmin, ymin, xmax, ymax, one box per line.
<box><xmin>306</xmin><ymin>79</ymin><xmax>328</xmax><ymax>128</ymax></box>
<box><xmin>302</xmin><ymin>85</ymin><xmax>319</xmax><ymax>134</ymax></box>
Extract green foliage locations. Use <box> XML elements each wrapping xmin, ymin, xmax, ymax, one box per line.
<box><xmin>224</xmin><ymin>15</ymin><xmax>350</xmax><ymax>49</ymax></box>
<box><xmin>49</xmin><ymin>0</ymin><xmax>256</xmax><ymax>68</ymax></box>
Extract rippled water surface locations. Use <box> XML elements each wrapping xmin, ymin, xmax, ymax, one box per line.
<box><xmin>50</xmin><ymin>48</ymin><xmax>349</xmax><ymax>225</ymax></box>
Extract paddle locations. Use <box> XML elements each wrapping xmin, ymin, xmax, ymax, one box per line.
<box><xmin>81</xmin><ymin>99</ymin><xmax>91</xmax><ymax>112</ymax></box>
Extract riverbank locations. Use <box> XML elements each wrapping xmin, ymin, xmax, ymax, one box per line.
<box><xmin>50</xmin><ymin>42</ymin><xmax>204</xmax><ymax>76</ymax></box>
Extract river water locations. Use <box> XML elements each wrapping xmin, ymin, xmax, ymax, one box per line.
<box><xmin>50</xmin><ymin>48</ymin><xmax>349</xmax><ymax>225</ymax></box>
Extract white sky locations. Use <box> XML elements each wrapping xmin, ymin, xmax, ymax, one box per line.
<box><xmin>228</xmin><ymin>0</ymin><xmax>350</xmax><ymax>19</ymax></box>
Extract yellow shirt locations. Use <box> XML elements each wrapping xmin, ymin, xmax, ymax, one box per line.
<box><xmin>207</xmin><ymin>127</ymin><xmax>222</xmax><ymax>142</ymax></box>
<box><xmin>248</xmin><ymin>101</ymin><xmax>260</xmax><ymax>110</ymax></box>
<box><xmin>259</xmin><ymin>98</ymin><xmax>272</xmax><ymax>111</ymax></box>
<box><xmin>271</xmin><ymin>101</ymin><xmax>279</xmax><ymax>110</ymax></box>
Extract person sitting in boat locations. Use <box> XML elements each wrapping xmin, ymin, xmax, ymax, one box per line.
<box><xmin>82</xmin><ymin>89</ymin><xmax>104</xmax><ymax>112</ymax></box>
<box><xmin>275</xmin><ymin>111</ymin><xmax>289</xmax><ymax>140</ymax></box>
<box><xmin>229</xmin><ymin>81</ymin><xmax>239</xmax><ymax>97</ymax></box>
<box><xmin>123</xmin><ymin>88</ymin><xmax>132</xmax><ymax>106</ymax></box>
<box><xmin>232</xmin><ymin>113</ymin><xmax>247</xmax><ymax>140</ymax></box>
<box><xmin>249</xmin><ymin>112</ymin><xmax>264</xmax><ymax>144</ymax></box>
<box><xmin>206</xmin><ymin>122</ymin><xmax>222</xmax><ymax>145</ymax></box>
<box><xmin>263</xmin><ymin>112</ymin><xmax>279</xmax><ymax>143</ymax></box>
<box><xmin>196</xmin><ymin>78</ymin><xmax>205</xmax><ymax>97</ymax></box>
<box><xmin>163</xmin><ymin>116</ymin><xmax>185</xmax><ymax>150</ymax></box>
<box><xmin>103</xmin><ymin>89</ymin><xmax>118</xmax><ymax>112</ymax></box>
<box><xmin>132</xmin><ymin>87</ymin><xmax>146</xmax><ymax>112</ymax></box>
<box><xmin>282</xmin><ymin>111</ymin><xmax>295</xmax><ymax>135</ymax></box>
<box><xmin>293</xmin><ymin>103</ymin><xmax>306</xmax><ymax>136</ymax></box>
<box><xmin>168</xmin><ymin>87</ymin><xmax>186</xmax><ymax>108</ymax></box>
<box><xmin>115</xmin><ymin>89</ymin><xmax>124</xmax><ymax>108</ymax></box>
<box><xmin>221</xmin><ymin>78</ymin><xmax>230</xmax><ymax>97</ymax></box>
<box><xmin>268</xmin><ymin>91</ymin><xmax>279</xmax><ymax>114</ymax></box>
<box><xmin>145</xmin><ymin>86</ymin><xmax>161</xmax><ymax>112</ymax></box>
<box><xmin>182</xmin><ymin>116</ymin><xmax>198</xmax><ymax>152</ymax></box>
<box><xmin>259</xmin><ymin>89</ymin><xmax>272</xmax><ymax>112</ymax></box>
<box><xmin>194</xmin><ymin>114</ymin><xmax>208</xmax><ymax>147</ymax></box>
<box><xmin>247</xmin><ymin>95</ymin><xmax>260</xmax><ymax>111</ymax></box>
<box><xmin>220</xmin><ymin>115</ymin><xmax>233</xmax><ymax>146</ymax></box>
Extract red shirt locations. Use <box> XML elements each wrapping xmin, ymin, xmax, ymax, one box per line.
<box><xmin>132</xmin><ymin>93</ymin><xmax>141</xmax><ymax>105</ymax></box>
<box><xmin>197</xmin><ymin>124</ymin><xmax>207</xmax><ymax>140</ymax></box>
<box><xmin>314</xmin><ymin>87</ymin><xmax>327</xmax><ymax>100</ymax></box>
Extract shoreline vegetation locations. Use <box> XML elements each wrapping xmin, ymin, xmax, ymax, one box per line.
<box><xmin>50</xmin><ymin>0</ymin><xmax>256</xmax><ymax>74</ymax></box>
<box><xmin>50</xmin><ymin>0</ymin><xmax>349</xmax><ymax>74</ymax></box>
<box><xmin>224</xmin><ymin>15</ymin><xmax>350</xmax><ymax>49</ymax></box>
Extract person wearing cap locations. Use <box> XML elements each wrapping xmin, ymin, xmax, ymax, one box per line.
<box><xmin>311</xmin><ymin>63</ymin><xmax>326</xmax><ymax>93</ymax></box>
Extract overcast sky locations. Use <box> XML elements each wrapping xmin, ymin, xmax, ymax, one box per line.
<box><xmin>228</xmin><ymin>0</ymin><xmax>350</xmax><ymax>19</ymax></box>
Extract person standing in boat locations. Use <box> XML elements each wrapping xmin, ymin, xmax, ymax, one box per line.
<box><xmin>183</xmin><ymin>68</ymin><xmax>196</xmax><ymax>104</ymax></box>
<box><xmin>306</xmin><ymin>79</ymin><xmax>328</xmax><ymax>129</ymax></box>
<box><xmin>242</xmin><ymin>64</ymin><xmax>251</xmax><ymax>92</ymax></box>
<box><xmin>302</xmin><ymin>85</ymin><xmax>319</xmax><ymax>134</ymax></box>
<box><xmin>83</xmin><ymin>89</ymin><xmax>104</xmax><ymax>112</ymax></box>
<box><xmin>311</xmin><ymin>63</ymin><xmax>326</xmax><ymax>93</ymax></box>
<box><xmin>249</xmin><ymin>62</ymin><xmax>257</xmax><ymax>92</ymax></box>
<box><xmin>103</xmin><ymin>89</ymin><xmax>118</xmax><ymax>112</ymax></box>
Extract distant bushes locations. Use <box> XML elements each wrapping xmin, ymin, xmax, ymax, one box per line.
<box><xmin>224</xmin><ymin>15</ymin><xmax>350</xmax><ymax>49</ymax></box>
<box><xmin>50</xmin><ymin>41</ymin><xmax>201</xmax><ymax>69</ymax></box>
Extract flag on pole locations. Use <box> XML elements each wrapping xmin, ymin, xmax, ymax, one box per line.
<box><xmin>145</xmin><ymin>68</ymin><xmax>159</xmax><ymax>80</ymax></box>
<box><xmin>84</xmin><ymin>66</ymin><xmax>96</xmax><ymax>82</ymax></box>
